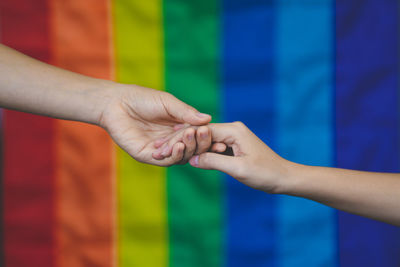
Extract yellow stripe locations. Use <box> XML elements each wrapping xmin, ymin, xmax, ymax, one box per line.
<box><xmin>112</xmin><ymin>0</ymin><xmax>166</xmax><ymax>266</ymax></box>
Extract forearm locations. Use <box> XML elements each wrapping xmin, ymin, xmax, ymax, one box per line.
<box><xmin>281</xmin><ymin>163</ymin><xmax>400</xmax><ymax>226</ymax></box>
<box><xmin>0</xmin><ymin>44</ymin><xmax>115</xmax><ymax>124</ymax></box>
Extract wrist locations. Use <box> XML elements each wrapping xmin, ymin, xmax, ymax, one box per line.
<box><xmin>254</xmin><ymin>157</ymin><xmax>295</xmax><ymax>195</ymax></box>
<box><xmin>275</xmin><ymin>162</ymin><xmax>310</xmax><ymax>196</ymax></box>
<box><xmin>89</xmin><ymin>79</ymin><xmax>125</xmax><ymax>127</ymax></box>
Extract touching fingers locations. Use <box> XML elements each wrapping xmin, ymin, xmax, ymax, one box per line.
<box><xmin>153</xmin><ymin>124</ymin><xmax>189</xmax><ymax>149</ymax></box>
<box><xmin>182</xmin><ymin>128</ymin><xmax>196</xmax><ymax>162</ymax></box>
<box><xmin>152</xmin><ymin>126</ymin><xmax>189</xmax><ymax>159</ymax></box>
<box><xmin>195</xmin><ymin>126</ymin><xmax>212</xmax><ymax>154</ymax></box>
<box><xmin>154</xmin><ymin>136</ymin><xmax>169</xmax><ymax>149</ymax></box>
<box><xmin>160</xmin><ymin>142</ymin><xmax>185</xmax><ymax>166</ymax></box>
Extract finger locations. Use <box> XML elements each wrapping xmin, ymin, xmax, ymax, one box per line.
<box><xmin>154</xmin><ymin>136</ymin><xmax>169</xmax><ymax>149</ymax></box>
<box><xmin>211</xmin><ymin>142</ymin><xmax>227</xmax><ymax>153</ymax></box>
<box><xmin>165</xmin><ymin>94</ymin><xmax>212</xmax><ymax>125</ymax></box>
<box><xmin>154</xmin><ymin>122</ymin><xmax>245</xmax><ymax>159</ymax></box>
<box><xmin>174</xmin><ymin>123</ymin><xmax>186</xmax><ymax>131</ymax></box>
<box><xmin>153</xmin><ymin>127</ymin><xmax>191</xmax><ymax>159</ymax></box>
<box><xmin>153</xmin><ymin>124</ymin><xmax>188</xmax><ymax>149</ymax></box>
<box><xmin>161</xmin><ymin>142</ymin><xmax>185</xmax><ymax>166</ymax></box>
<box><xmin>189</xmin><ymin>153</ymin><xmax>241</xmax><ymax>177</ymax></box>
<box><xmin>182</xmin><ymin>128</ymin><xmax>196</xmax><ymax>162</ymax></box>
<box><xmin>195</xmin><ymin>126</ymin><xmax>212</xmax><ymax>154</ymax></box>
<box><xmin>152</xmin><ymin>142</ymin><xmax>167</xmax><ymax>160</ymax></box>
<box><xmin>206</xmin><ymin>122</ymin><xmax>249</xmax><ymax>145</ymax></box>
<box><xmin>153</xmin><ymin>124</ymin><xmax>195</xmax><ymax>149</ymax></box>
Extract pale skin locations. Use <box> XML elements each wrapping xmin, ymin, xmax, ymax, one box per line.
<box><xmin>3</xmin><ymin>44</ymin><xmax>399</xmax><ymax>227</ymax></box>
<box><xmin>188</xmin><ymin>122</ymin><xmax>400</xmax><ymax>226</ymax></box>
<box><xmin>0</xmin><ymin>44</ymin><xmax>212</xmax><ymax>166</ymax></box>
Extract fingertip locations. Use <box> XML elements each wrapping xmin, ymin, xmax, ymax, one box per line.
<box><xmin>189</xmin><ymin>155</ymin><xmax>199</xmax><ymax>167</ymax></box>
<box><xmin>161</xmin><ymin>144</ymin><xmax>172</xmax><ymax>157</ymax></box>
<box><xmin>176</xmin><ymin>142</ymin><xmax>185</xmax><ymax>152</ymax></box>
<box><xmin>154</xmin><ymin>137</ymin><xmax>167</xmax><ymax>148</ymax></box>
<box><xmin>152</xmin><ymin>150</ymin><xmax>164</xmax><ymax>160</ymax></box>
<box><xmin>211</xmin><ymin>143</ymin><xmax>227</xmax><ymax>153</ymax></box>
<box><xmin>196</xmin><ymin>113</ymin><xmax>212</xmax><ymax>121</ymax></box>
<box><xmin>186</xmin><ymin>113</ymin><xmax>212</xmax><ymax>125</ymax></box>
<box><xmin>196</xmin><ymin>112</ymin><xmax>211</xmax><ymax>118</ymax></box>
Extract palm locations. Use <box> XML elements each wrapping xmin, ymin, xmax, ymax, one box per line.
<box><xmin>100</xmin><ymin>85</ymin><xmax>190</xmax><ymax>166</ymax></box>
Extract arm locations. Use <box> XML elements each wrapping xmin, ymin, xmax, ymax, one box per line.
<box><xmin>190</xmin><ymin>122</ymin><xmax>400</xmax><ymax>226</ymax></box>
<box><xmin>285</xmin><ymin>165</ymin><xmax>400</xmax><ymax>225</ymax></box>
<box><xmin>0</xmin><ymin>44</ymin><xmax>212</xmax><ymax>166</ymax></box>
<box><xmin>0</xmin><ymin>44</ymin><xmax>108</xmax><ymax>123</ymax></box>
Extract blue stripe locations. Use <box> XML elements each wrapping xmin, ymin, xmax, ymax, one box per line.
<box><xmin>276</xmin><ymin>1</ymin><xmax>337</xmax><ymax>266</ymax></box>
<box><xmin>223</xmin><ymin>1</ymin><xmax>276</xmax><ymax>266</ymax></box>
<box><xmin>336</xmin><ymin>1</ymin><xmax>400</xmax><ymax>266</ymax></box>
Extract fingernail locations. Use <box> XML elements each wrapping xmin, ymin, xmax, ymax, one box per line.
<box><xmin>190</xmin><ymin>155</ymin><xmax>199</xmax><ymax>166</ymax></box>
<box><xmin>200</xmin><ymin>131</ymin><xmax>208</xmax><ymax>139</ymax></box>
<box><xmin>161</xmin><ymin>145</ymin><xmax>170</xmax><ymax>156</ymax></box>
<box><xmin>187</xmin><ymin>133</ymin><xmax>193</xmax><ymax>141</ymax></box>
<box><xmin>196</xmin><ymin>112</ymin><xmax>210</xmax><ymax>118</ymax></box>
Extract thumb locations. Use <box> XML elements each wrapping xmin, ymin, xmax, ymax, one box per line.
<box><xmin>189</xmin><ymin>152</ymin><xmax>241</xmax><ymax>177</ymax></box>
<box><xmin>166</xmin><ymin>95</ymin><xmax>212</xmax><ymax>125</ymax></box>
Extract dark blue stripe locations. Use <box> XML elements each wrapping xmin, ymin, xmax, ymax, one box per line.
<box><xmin>222</xmin><ymin>1</ymin><xmax>276</xmax><ymax>266</ymax></box>
<box><xmin>336</xmin><ymin>1</ymin><xmax>400</xmax><ymax>266</ymax></box>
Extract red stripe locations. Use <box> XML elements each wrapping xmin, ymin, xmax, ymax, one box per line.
<box><xmin>0</xmin><ymin>1</ymin><xmax>55</xmax><ymax>266</ymax></box>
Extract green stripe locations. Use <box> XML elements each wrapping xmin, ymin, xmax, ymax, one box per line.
<box><xmin>164</xmin><ymin>0</ymin><xmax>222</xmax><ymax>266</ymax></box>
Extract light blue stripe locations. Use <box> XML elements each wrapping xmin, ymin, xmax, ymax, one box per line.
<box><xmin>276</xmin><ymin>1</ymin><xmax>337</xmax><ymax>266</ymax></box>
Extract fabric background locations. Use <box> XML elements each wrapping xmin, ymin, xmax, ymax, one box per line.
<box><xmin>0</xmin><ymin>0</ymin><xmax>399</xmax><ymax>266</ymax></box>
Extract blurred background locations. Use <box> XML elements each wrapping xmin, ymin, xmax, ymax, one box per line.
<box><xmin>0</xmin><ymin>0</ymin><xmax>399</xmax><ymax>266</ymax></box>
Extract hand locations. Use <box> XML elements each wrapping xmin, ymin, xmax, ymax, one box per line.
<box><xmin>98</xmin><ymin>83</ymin><xmax>212</xmax><ymax>166</ymax></box>
<box><xmin>152</xmin><ymin>124</ymin><xmax>213</xmax><ymax>164</ymax></box>
<box><xmin>189</xmin><ymin>122</ymin><xmax>292</xmax><ymax>193</ymax></box>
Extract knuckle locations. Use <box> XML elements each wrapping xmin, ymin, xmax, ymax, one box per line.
<box><xmin>232</xmin><ymin>121</ymin><xmax>245</xmax><ymax>130</ymax></box>
<box><xmin>185</xmin><ymin>127</ymin><xmax>196</xmax><ymax>136</ymax></box>
<box><xmin>197</xmin><ymin>126</ymin><xmax>209</xmax><ymax>136</ymax></box>
<box><xmin>232</xmin><ymin>121</ymin><xmax>249</xmax><ymax>136</ymax></box>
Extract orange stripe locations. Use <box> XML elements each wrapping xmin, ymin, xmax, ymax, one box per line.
<box><xmin>49</xmin><ymin>1</ymin><xmax>114</xmax><ymax>267</ymax></box>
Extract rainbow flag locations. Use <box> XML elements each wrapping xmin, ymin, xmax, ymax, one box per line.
<box><xmin>0</xmin><ymin>0</ymin><xmax>399</xmax><ymax>266</ymax></box>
